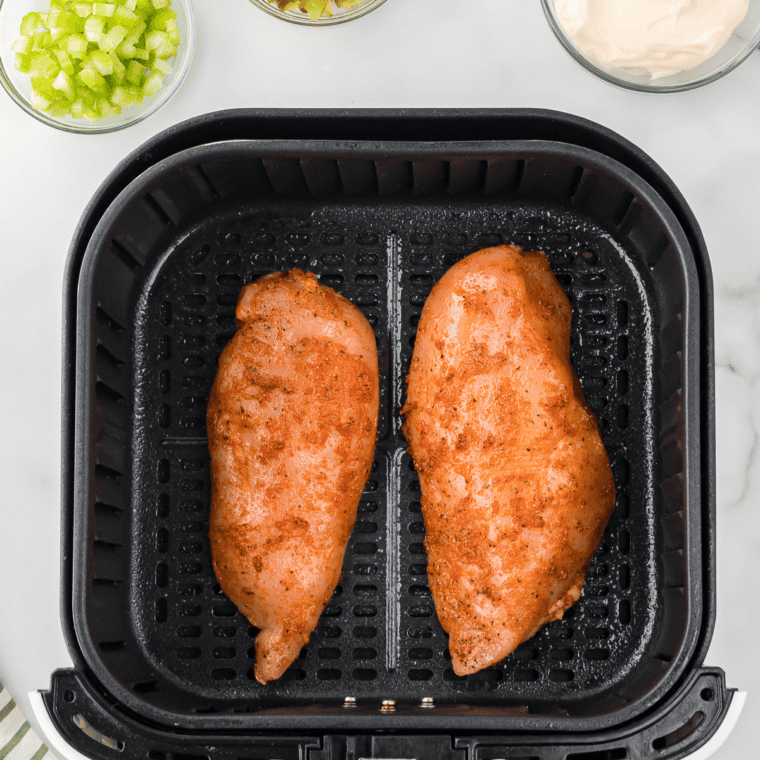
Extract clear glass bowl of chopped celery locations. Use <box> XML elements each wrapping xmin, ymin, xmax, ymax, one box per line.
<box><xmin>249</xmin><ymin>0</ymin><xmax>386</xmax><ymax>25</ymax></box>
<box><xmin>0</xmin><ymin>0</ymin><xmax>194</xmax><ymax>133</ymax></box>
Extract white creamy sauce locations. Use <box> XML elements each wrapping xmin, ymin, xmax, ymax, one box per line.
<box><xmin>554</xmin><ymin>0</ymin><xmax>749</xmax><ymax>79</ymax></box>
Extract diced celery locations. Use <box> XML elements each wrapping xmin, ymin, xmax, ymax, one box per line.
<box><xmin>49</xmin><ymin>99</ymin><xmax>73</xmax><ymax>117</ymax></box>
<box><xmin>31</xmin><ymin>74</ymin><xmax>56</xmax><ymax>99</ymax></box>
<box><xmin>115</xmin><ymin>39</ymin><xmax>136</xmax><ymax>58</ymax></box>
<box><xmin>77</xmin><ymin>66</ymin><xmax>107</xmax><ymax>92</ymax></box>
<box><xmin>165</xmin><ymin>19</ymin><xmax>179</xmax><ymax>45</ymax></box>
<box><xmin>110</xmin><ymin>84</ymin><xmax>131</xmax><ymax>106</ymax></box>
<box><xmin>93</xmin><ymin>3</ymin><xmax>116</xmax><ymax>17</ymax></box>
<box><xmin>150</xmin><ymin>56</ymin><xmax>170</xmax><ymax>76</ymax></box>
<box><xmin>153</xmin><ymin>38</ymin><xmax>175</xmax><ymax>58</ymax></box>
<box><xmin>45</xmin><ymin>7</ymin><xmax>61</xmax><ymax>29</ymax></box>
<box><xmin>113</xmin><ymin>5</ymin><xmax>138</xmax><ymax>26</ymax></box>
<box><xmin>125</xmin><ymin>59</ymin><xmax>144</xmax><ymax>84</ymax></box>
<box><xmin>129</xmin><ymin>20</ymin><xmax>147</xmax><ymax>40</ymax></box>
<box><xmin>304</xmin><ymin>0</ymin><xmax>329</xmax><ymax>20</ymax></box>
<box><xmin>97</xmin><ymin>96</ymin><xmax>113</xmax><ymax>116</ymax></box>
<box><xmin>76</xmin><ymin>86</ymin><xmax>96</xmax><ymax>106</ymax></box>
<box><xmin>99</xmin><ymin>24</ymin><xmax>128</xmax><ymax>51</ymax></box>
<box><xmin>35</xmin><ymin>30</ymin><xmax>53</xmax><ymax>49</ymax></box>
<box><xmin>89</xmin><ymin>48</ymin><xmax>113</xmax><ymax>74</ymax></box>
<box><xmin>66</xmin><ymin>32</ymin><xmax>88</xmax><ymax>58</ymax></box>
<box><xmin>54</xmin><ymin>48</ymin><xmax>76</xmax><ymax>74</ymax></box>
<box><xmin>29</xmin><ymin>51</ymin><xmax>59</xmax><ymax>77</ymax></box>
<box><xmin>142</xmin><ymin>71</ymin><xmax>162</xmax><ymax>97</ymax></box>
<box><xmin>148</xmin><ymin>8</ymin><xmax>175</xmax><ymax>29</ymax></box>
<box><xmin>20</xmin><ymin>12</ymin><xmax>41</xmax><ymax>34</ymax></box>
<box><xmin>31</xmin><ymin>90</ymin><xmax>53</xmax><ymax>111</ymax></box>
<box><xmin>15</xmin><ymin>53</ymin><xmax>32</xmax><ymax>74</ymax></box>
<box><xmin>12</xmin><ymin>35</ymin><xmax>33</xmax><ymax>55</ymax></box>
<box><xmin>108</xmin><ymin>49</ymin><xmax>125</xmax><ymax>72</ymax></box>
<box><xmin>52</xmin><ymin>69</ymin><xmax>76</xmax><ymax>99</ymax></box>
<box><xmin>56</xmin><ymin>11</ymin><xmax>83</xmax><ymax>33</ymax></box>
<box><xmin>84</xmin><ymin>16</ymin><xmax>104</xmax><ymax>41</ymax></box>
<box><xmin>126</xmin><ymin>83</ymin><xmax>143</xmax><ymax>105</ymax></box>
<box><xmin>14</xmin><ymin>0</ymin><xmax>181</xmax><ymax>120</ymax></box>
<box><xmin>144</xmin><ymin>29</ymin><xmax>166</xmax><ymax>50</ymax></box>
<box><xmin>118</xmin><ymin>21</ymin><xmax>146</xmax><ymax>51</ymax></box>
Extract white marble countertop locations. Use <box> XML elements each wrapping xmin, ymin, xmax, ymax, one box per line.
<box><xmin>0</xmin><ymin>1</ymin><xmax>758</xmax><ymax>758</ymax></box>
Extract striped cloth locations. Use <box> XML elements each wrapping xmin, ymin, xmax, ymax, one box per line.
<box><xmin>0</xmin><ymin>681</ymin><xmax>48</xmax><ymax>760</ymax></box>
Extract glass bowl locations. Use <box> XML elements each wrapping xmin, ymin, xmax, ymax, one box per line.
<box><xmin>0</xmin><ymin>0</ymin><xmax>194</xmax><ymax>133</ymax></box>
<box><xmin>541</xmin><ymin>0</ymin><xmax>760</xmax><ymax>92</ymax></box>
<box><xmin>248</xmin><ymin>0</ymin><xmax>386</xmax><ymax>26</ymax></box>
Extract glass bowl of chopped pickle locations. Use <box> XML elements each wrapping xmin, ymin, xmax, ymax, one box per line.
<box><xmin>0</xmin><ymin>0</ymin><xmax>194</xmax><ymax>133</ymax></box>
<box><xmin>249</xmin><ymin>0</ymin><xmax>386</xmax><ymax>25</ymax></box>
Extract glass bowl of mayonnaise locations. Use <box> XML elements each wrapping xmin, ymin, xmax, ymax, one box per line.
<box><xmin>542</xmin><ymin>0</ymin><xmax>760</xmax><ymax>92</ymax></box>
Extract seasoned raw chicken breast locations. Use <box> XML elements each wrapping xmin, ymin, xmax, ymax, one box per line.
<box><xmin>208</xmin><ymin>269</ymin><xmax>379</xmax><ymax>684</ymax></box>
<box><xmin>402</xmin><ymin>245</ymin><xmax>616</xmax><ymax>676</ymax></box>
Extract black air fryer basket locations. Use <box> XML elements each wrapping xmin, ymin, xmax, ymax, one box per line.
<box><xmin>48</xmin><ymin>110</ymin><xmax>733</xmax><ymax>760</ymax></box>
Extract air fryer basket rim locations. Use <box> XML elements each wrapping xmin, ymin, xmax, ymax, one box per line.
<box><xmin>57</xmin><ymin>110</ymin><xmax>718</xmax><ymax>748</ymax></box>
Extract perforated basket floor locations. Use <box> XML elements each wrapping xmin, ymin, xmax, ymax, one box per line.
<box><xmin>71</xmin><ymin>140</ymin><xmax>703</xmax><ymax>732</ymax></box>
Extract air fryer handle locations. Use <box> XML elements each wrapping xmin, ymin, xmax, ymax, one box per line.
<box><xmin>310</xmin><ymin>671</ymin><xmax>737</xmax><ymax>760</ymax></box>
<box><xmin>42</xmin><ymin>668</ymin><xmax>735</xmax><ymax>760</ymax></box>
<box><xmin>448</xmin><ymin>668</ymin><xmax>736</xmax><ymax>760</ymax></box>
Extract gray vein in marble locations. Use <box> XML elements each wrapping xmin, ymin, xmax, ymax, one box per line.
<box><xmin>721</xmin><ymin>276</ymin><xmax>760</xmax><ymax>302</ymax></box>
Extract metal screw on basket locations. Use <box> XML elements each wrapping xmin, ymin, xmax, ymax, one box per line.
<box><xmin>343</xmin><ymin>696</ymin><xmax>357</xmax><ymax>708</ymax></box>
<box><xmin>381</xmin><ymin>699</ymin><xmax>396</xmax><ymax>713</ymax></box>
<box><xmin>421</xmin><ymin>697</ymin><xmax>435</xmax><ymax>708</ymax></box>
